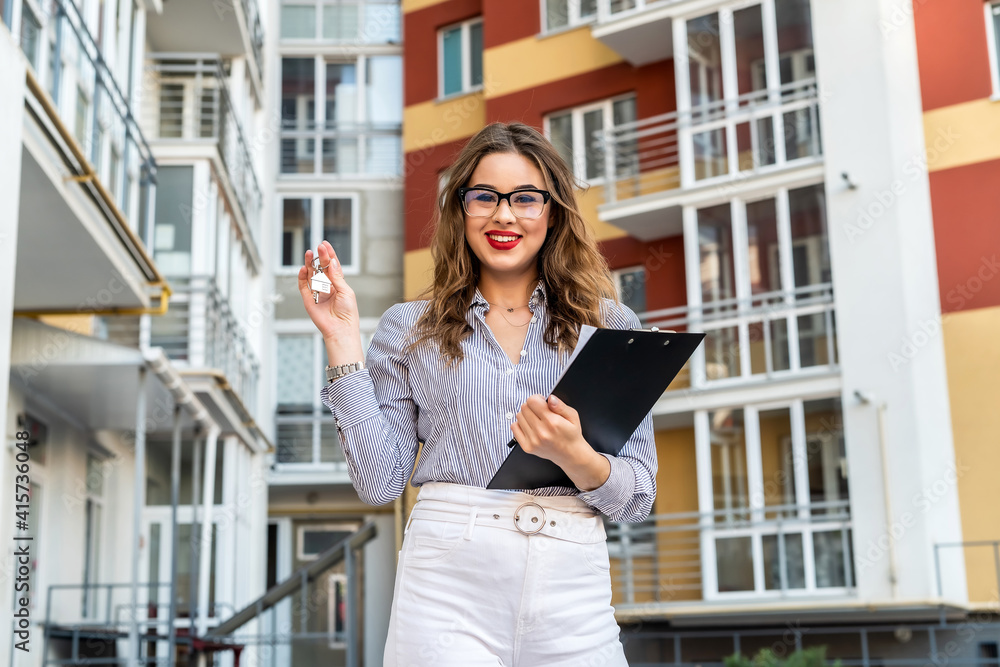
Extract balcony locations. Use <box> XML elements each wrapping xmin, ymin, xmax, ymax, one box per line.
<box><xmin>637</xmin><ymin>283</ymin><xmax>837</xmax><ymax>402</ymax></box>
<box><xmin>11</xmin><ymin>0</ymin><xmax>167</xmax><ymax>312</ymax></box>
<box><xmin>592</xmin><ymin>0</ymin><xmax>684</xmax><ymax>66</ymax></box>
<box><xmin>596</xmin><ymin>79</ymin><xmax>823</xmax><ymax>241</ymax></box>
<box><xmin>280</xmin><ymin>122</ymin><xmax>403</xmax><ymax>176</ymax></box>
<box><xmin>142</xmin><ymin>56</ymin><xmax>264</xmax><ymax>262</ymax></box>
<box><xmin>145</xmin><ymin>0</ymin><xmax>264</xmax><ymax>98</ymax></box>
<box><xmin>97</xmin><ymin>275</ymin><xmax>262</xmax><ymax>445</ymax></box>
<box><xmin>607</xmin><ymin>500</ymin><xmax>854</xmax><ymax>610</ymax></box>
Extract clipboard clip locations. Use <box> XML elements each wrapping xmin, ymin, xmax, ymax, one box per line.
<box><xmin>630</xmin><ymin>326</ymin><xmax>676</xmax><ymax>333</ymax></box>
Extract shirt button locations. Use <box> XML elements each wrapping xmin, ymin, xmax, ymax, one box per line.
<box><xmin>507</xmin><ymin>368</ymin><xmax>516</xmax><ymax>374</ymax></box>
<box><xmin>520</xmin><ymin>350</ymin><xmax>526</xmax><ymax>356</ymax></box>
<box><xmin>505</xmin><ymin>412</ymin><xmax>514</xmax><ymax>420</ymax></box>
<box><xmin>531</xmin><ymin>316</ymin><xmax>537</xmax><ymax>323</ymax></box>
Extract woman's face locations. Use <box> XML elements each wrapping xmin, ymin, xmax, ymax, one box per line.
<box><xmin>463</xmin><ymin>152</ymin><xmax>554</xmax><ymax>283</ymax></box>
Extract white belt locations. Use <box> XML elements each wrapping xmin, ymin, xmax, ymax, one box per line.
<box><xmin>405</xmin><ymin>498</ymin><xmax>606</xmax><ymax>544</ymax></box>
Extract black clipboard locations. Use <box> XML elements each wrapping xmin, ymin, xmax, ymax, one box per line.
<box><xmin>486</xmin><ymin>326</ymin><xmax>705</xmax><ymax>490</ymax></box>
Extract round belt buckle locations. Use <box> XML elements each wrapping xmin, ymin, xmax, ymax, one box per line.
<box><xmin>514</xmin><ymin>502</ymin><xmax>546</xmax><ymax>535</ymax></box>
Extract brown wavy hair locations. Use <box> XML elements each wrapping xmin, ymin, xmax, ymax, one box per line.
<box><xmin>403</xmin><ymin>121</ymin><xmax>620</xmax><ymax>368</ymax></box>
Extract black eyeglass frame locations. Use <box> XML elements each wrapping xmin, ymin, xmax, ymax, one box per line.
<box><xmin>457</xmin><ymin>187</ymin><xmax>552</xmax><ymax>219</ymax></box>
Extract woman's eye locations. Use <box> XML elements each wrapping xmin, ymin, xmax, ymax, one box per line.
<box><xmin>514</xmin><ymin>194</ymin><xmax>539</xmax><ymax>204</ymax></box>
<box><xmin>473</xmin><ymin>193</ymin><xmax>497</xmax><ymax>203</ymax></box>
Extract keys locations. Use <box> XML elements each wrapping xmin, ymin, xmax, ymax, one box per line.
<box><xmin>310</xmin><ymin>256</ymin><xmax>332</xmax><ymax>304</ymax></box>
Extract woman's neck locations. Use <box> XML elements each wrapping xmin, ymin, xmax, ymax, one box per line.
<box><xmin>477</xmin><ymin>271</ymin><xmax>540</xmax><ymax>310</ymax></box>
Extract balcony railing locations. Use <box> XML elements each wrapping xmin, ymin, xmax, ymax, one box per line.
<box><xmin>274</xmin><ymin>415</ymin><xmax>345</xmax><ymax>466</ymax></box>
<box><xmin>637</xmin><ymin>283</ymin><xmax>837</xmax><ymax>388</ymax></box>
<box><xmin>597</xmin><ymin>78</ymin><xmax>822</xmax><ymax>205</ymax></box>
<box><xmin>142</xmin><ymin>56</ymin><xmax>263</xmax><ymax>246</ymax></box>
<box><xmin>934</xmin><ymin>540</ymin><xmax>1000</xmax><ymax>607</ymax></box>
<box><xmin>13</xmin><ymin>0</ymin><xmax>157</xmax><ymax>246</ymax></box>
<box><xmin>607</xmin><ymin>500</ymin><xmax>853</xmax><ymax>606</ymax></box>
<box><xmin>97</xmin><ymin>275</ymin><xmax>260</xmax><ymax>417</ymax></box>
<box><xmin>280</xmin><ymin>122</ymin><xmax>403</xmax><ymax>176</ymax></box>
<box><xmin>595</xmin><ymin>0</ymin><xmax>684</xmax><ymax>23</ymax></box>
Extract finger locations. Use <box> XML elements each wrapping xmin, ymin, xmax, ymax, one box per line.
<box><xmin>546</xmin><ymin>394</ymin><xmax>578</xmax><ymax>422</ymax></box>
<box><xmin>517</xmin><ymin>403</ymin><xmax>544</xmax><ymax>437</ymax></box>
<box><xmin>318</xmin><ymin>240</ymin><xmax>350</xmax><ymax>290</ymax></box>
<box><xmin>511</xmin><ymin>420</ymin><xmax>533</xmax><ymax>450</ymax></box>
<box><xmin>523</xmin><ymin>394</ymin><xmax>550</xmax><ymax>421</ymax></box>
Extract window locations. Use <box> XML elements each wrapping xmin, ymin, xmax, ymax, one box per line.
<box><xmin>612</xmin><ymin>265</ymin><xmax>646</xmax><ymax>314</ymax></box>
<box><xmin>280</xmin><ymin>0</ymin><xmax>401</xmax><ymax>43</ymax></box>
<box><xmin>82</xmin><ymin>455</ymin><xmax>105</xmax><ymax>618</ymax></box>
<box><xmin>544</xmin><ymin>0</ymin><xmax>596</xmax><ymax>32</ymax></box>
<box><xmin>545</xmin><ymin>96</ymin><xmax>636</xmax><ymax>183</ymax></box>
<box><xmin>439</xmin><ymin>18</ymin><xmax>482</xmax><ymax>98</ymax></box>
<box><xmin>297</xmin><ymin>523</ymin><xmax>360</xmax><ymax>559</ymax></box>
<box><xmin>279</xmin><ymin>194</ymin><xmax>359</xmax><ymax>273</ymax></box>
<box><xmin>701</xmin><ymin>396</ymin><xmax>851</xmax><ymax>595</ymax></box>
<box><xmin>281</xmin><ymin>56</ymin><xmax>402</xmax><ymax>175</ymax></box>
<box><xmin>987</xmin><ymin>2</ymin><xmax>1000</xmax><ymax>98</ymax></box>
<box><xmin>153</xmin><ymin>166</ymin><xmax>194</xmax><ymax>275</ymax></box>
<box><xmin>681</xmin><ymin>1</ymin><xmax>819</xmax><ymax>185</ymax></box>
<box><xmin>692</xmin><ymin>183</ymin><xmax>836</xmax><ymax>383</ymax></box>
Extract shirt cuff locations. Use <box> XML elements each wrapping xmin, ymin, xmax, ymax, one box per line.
<box><xmin>320</xmin><ymin>369</ymin><xmax>381</xmax><ymax>430</ymax></box>
<box><xmin>576</xmin><ymin>452</ymin><xmax>635</xmax><ymax>516</ymax></box>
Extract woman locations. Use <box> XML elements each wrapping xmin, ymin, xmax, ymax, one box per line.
<box><xmin>298</xmin><ymin>121</ymin><xmax>656</xmax><ymax>666</ymax></box>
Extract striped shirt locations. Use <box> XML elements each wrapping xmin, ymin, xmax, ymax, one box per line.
<box><xmin>320</xmin><ymin>279</ymin><xmax>657</xmax><ymax>523</ymax></box>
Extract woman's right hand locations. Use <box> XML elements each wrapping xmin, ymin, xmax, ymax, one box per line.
<box><xmin>298</xmin><ymin>240</ymin><xmax>363</xmax><ymax>360</ymax></box>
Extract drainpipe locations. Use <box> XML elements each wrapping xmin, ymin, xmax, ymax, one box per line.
<box><xmin>856</xmin><ymin>390</ymin><xmax>898</xmax><ymax>598</ymax></box>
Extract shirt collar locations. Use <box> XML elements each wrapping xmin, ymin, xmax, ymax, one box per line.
<box><xmin>471</xmin><ymin>279</ymin><xmax>548</xmax><ymax>312</ymax></box>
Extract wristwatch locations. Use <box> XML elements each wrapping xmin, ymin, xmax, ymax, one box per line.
<box><xmin>326</xmin><ymin>361</ymin><xmax>365</xmax><ymax>383</ymax></box>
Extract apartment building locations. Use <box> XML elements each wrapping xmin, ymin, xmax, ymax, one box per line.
<box><xmin>0</xmin><ymin>0</ymin><xmax>273</xmax><ymax>663</ymax></box>
<box><xmin>401</xmin><ymin>0</ymin><xmax>1000</xmax><ymax>664</ymax></box>
<box><xmin>262</xmin><ymin>0</ymin><xmax>405</xmax><ymax>664</ymax></box>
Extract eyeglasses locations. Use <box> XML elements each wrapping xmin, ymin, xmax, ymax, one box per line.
<box><xmin>458</xmin><ymin>187</ymin><xmax>551</xmax><ymax>219</ymax></box>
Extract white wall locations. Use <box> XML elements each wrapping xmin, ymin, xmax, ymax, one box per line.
<box><xmin>812</xmin><ymin>0</ymin><xmax>966</xmax><ymax>601</ymax></box>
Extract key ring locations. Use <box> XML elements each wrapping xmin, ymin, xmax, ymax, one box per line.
<box><xmin>312</xmin><ymin>257</ymin><xmax>330</xmax><ymax>272</ymax></box>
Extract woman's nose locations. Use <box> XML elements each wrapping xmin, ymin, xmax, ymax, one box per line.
<box><xmin>494</xmin><ymin>199</ymin><xmax>516</xmax><ymax>222</ymax></box>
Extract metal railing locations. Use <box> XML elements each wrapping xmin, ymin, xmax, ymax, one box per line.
<box><xmin>274</xmin><ymin>417</ymin><xmax>346</xmax><ymax>466</ymax></box>
<box><xmin>607</xmin><ymin>500</ymin><xmax>853</xmax><ymax>605</ymax></box>
<box><xmin>97</xmin><ymin>275</ymin><xmax>260</xmax><ymax>415</ymax></box>
<box><xmin>208</xmin><ymin>522</ymin><xmax>378</xmax><ymax>667</ymax></box>
<box><xmin>40</xmin><ymin>582</ymin><xmax>233</xmax><ymax>666</ymax></box>
<box><xmin>934</xmin><ymin>540</ymin><xmax>1000</xmax><ymax>606</ymax></box>
<box><xmin>142</xmin><ymin>55</ymin><xmax>263</xmax><ymax>245</ymax></box>
<box><xmin>280</xmin><ymin>122</ymin><xmax>403</xmax><ymax>176</ymax></box>
<box><xmin>635</xmin><ymin>282</ymin><xmax>837</xmax><ymax>386</ymax></box>
<box><xmin>15</xmin><ymin>0</ymin><xmax>158</xmax><ymax>245</ymax></box>
<box><xmin>597</xmin><ymin>78</ymin><xmax>821</xmax><ymax>204</ymax></box>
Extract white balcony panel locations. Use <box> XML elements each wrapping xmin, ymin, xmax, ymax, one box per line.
<box><xmin>15</xmin><ymin>141</ymin><xmax>152</xmax><ymax>311</ymax></box>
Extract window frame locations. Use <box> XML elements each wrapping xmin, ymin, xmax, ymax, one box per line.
<box><xmin>278</xmin><ymin>0</ymin><xmax>402</xmax><ymax>43</ymax></box>
<box><xmin>296</xmin><ymin>522</ymin><xmax>362</xmax><ymax>560</ymax></box>
<box><xmin>272</xmin><ymin>324</ymin><xmax>379</xmax><ymax>469</ymax></box>
<box><xmin>540</xmin><ymin>0</ymin><xmax>597</xmax><ymax>35</ymax></box>
<box><xmin>543</xmin><ymin>93</ymin><xmax>637</xmax><ymax>185</ymax></box>
<box><xmin>437</xmin><ymin>17</ymin><xmax>483</xmax><ymax>99</ymax></box>
<box><xmin>611</xmin><ymin>264</ymin><xmax>647</xmax><ymax>315</ymax></box>
<box><xmin>276</xmin><ymin>192</ymin><xmax>361</xmax><ymax>276</ymax></box>
<box><xmin>279</xmin><ymin>54</ymin><xmax>403</xmax><ymax>176</ymax></box>
<box><xmin>986</xmin><ymin>1</ymin><xmax>1000</xmax><ymax>100</ymax></box>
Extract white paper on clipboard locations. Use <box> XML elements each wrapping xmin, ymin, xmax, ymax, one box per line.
<box><xmin>551</xmin><ymin>324</ymin><xmax>597</xmax><ymax>390</ymax></box>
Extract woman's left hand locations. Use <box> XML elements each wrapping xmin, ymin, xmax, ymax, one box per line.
<box><xmin>511</xmin><ymin>394</ymin><xmax>611</xmax><ymax>491</ymax></box>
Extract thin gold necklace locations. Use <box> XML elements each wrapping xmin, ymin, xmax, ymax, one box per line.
<box><xmin>485</xmin><ymin>300</ymin><xmax>531</xmax><ymax>327</ymax></box>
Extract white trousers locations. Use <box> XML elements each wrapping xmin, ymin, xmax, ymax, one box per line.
<box><xmin>384</xmin><ymin>482</ymin><xmax>629</xmax><ymax>667</ymax></box>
